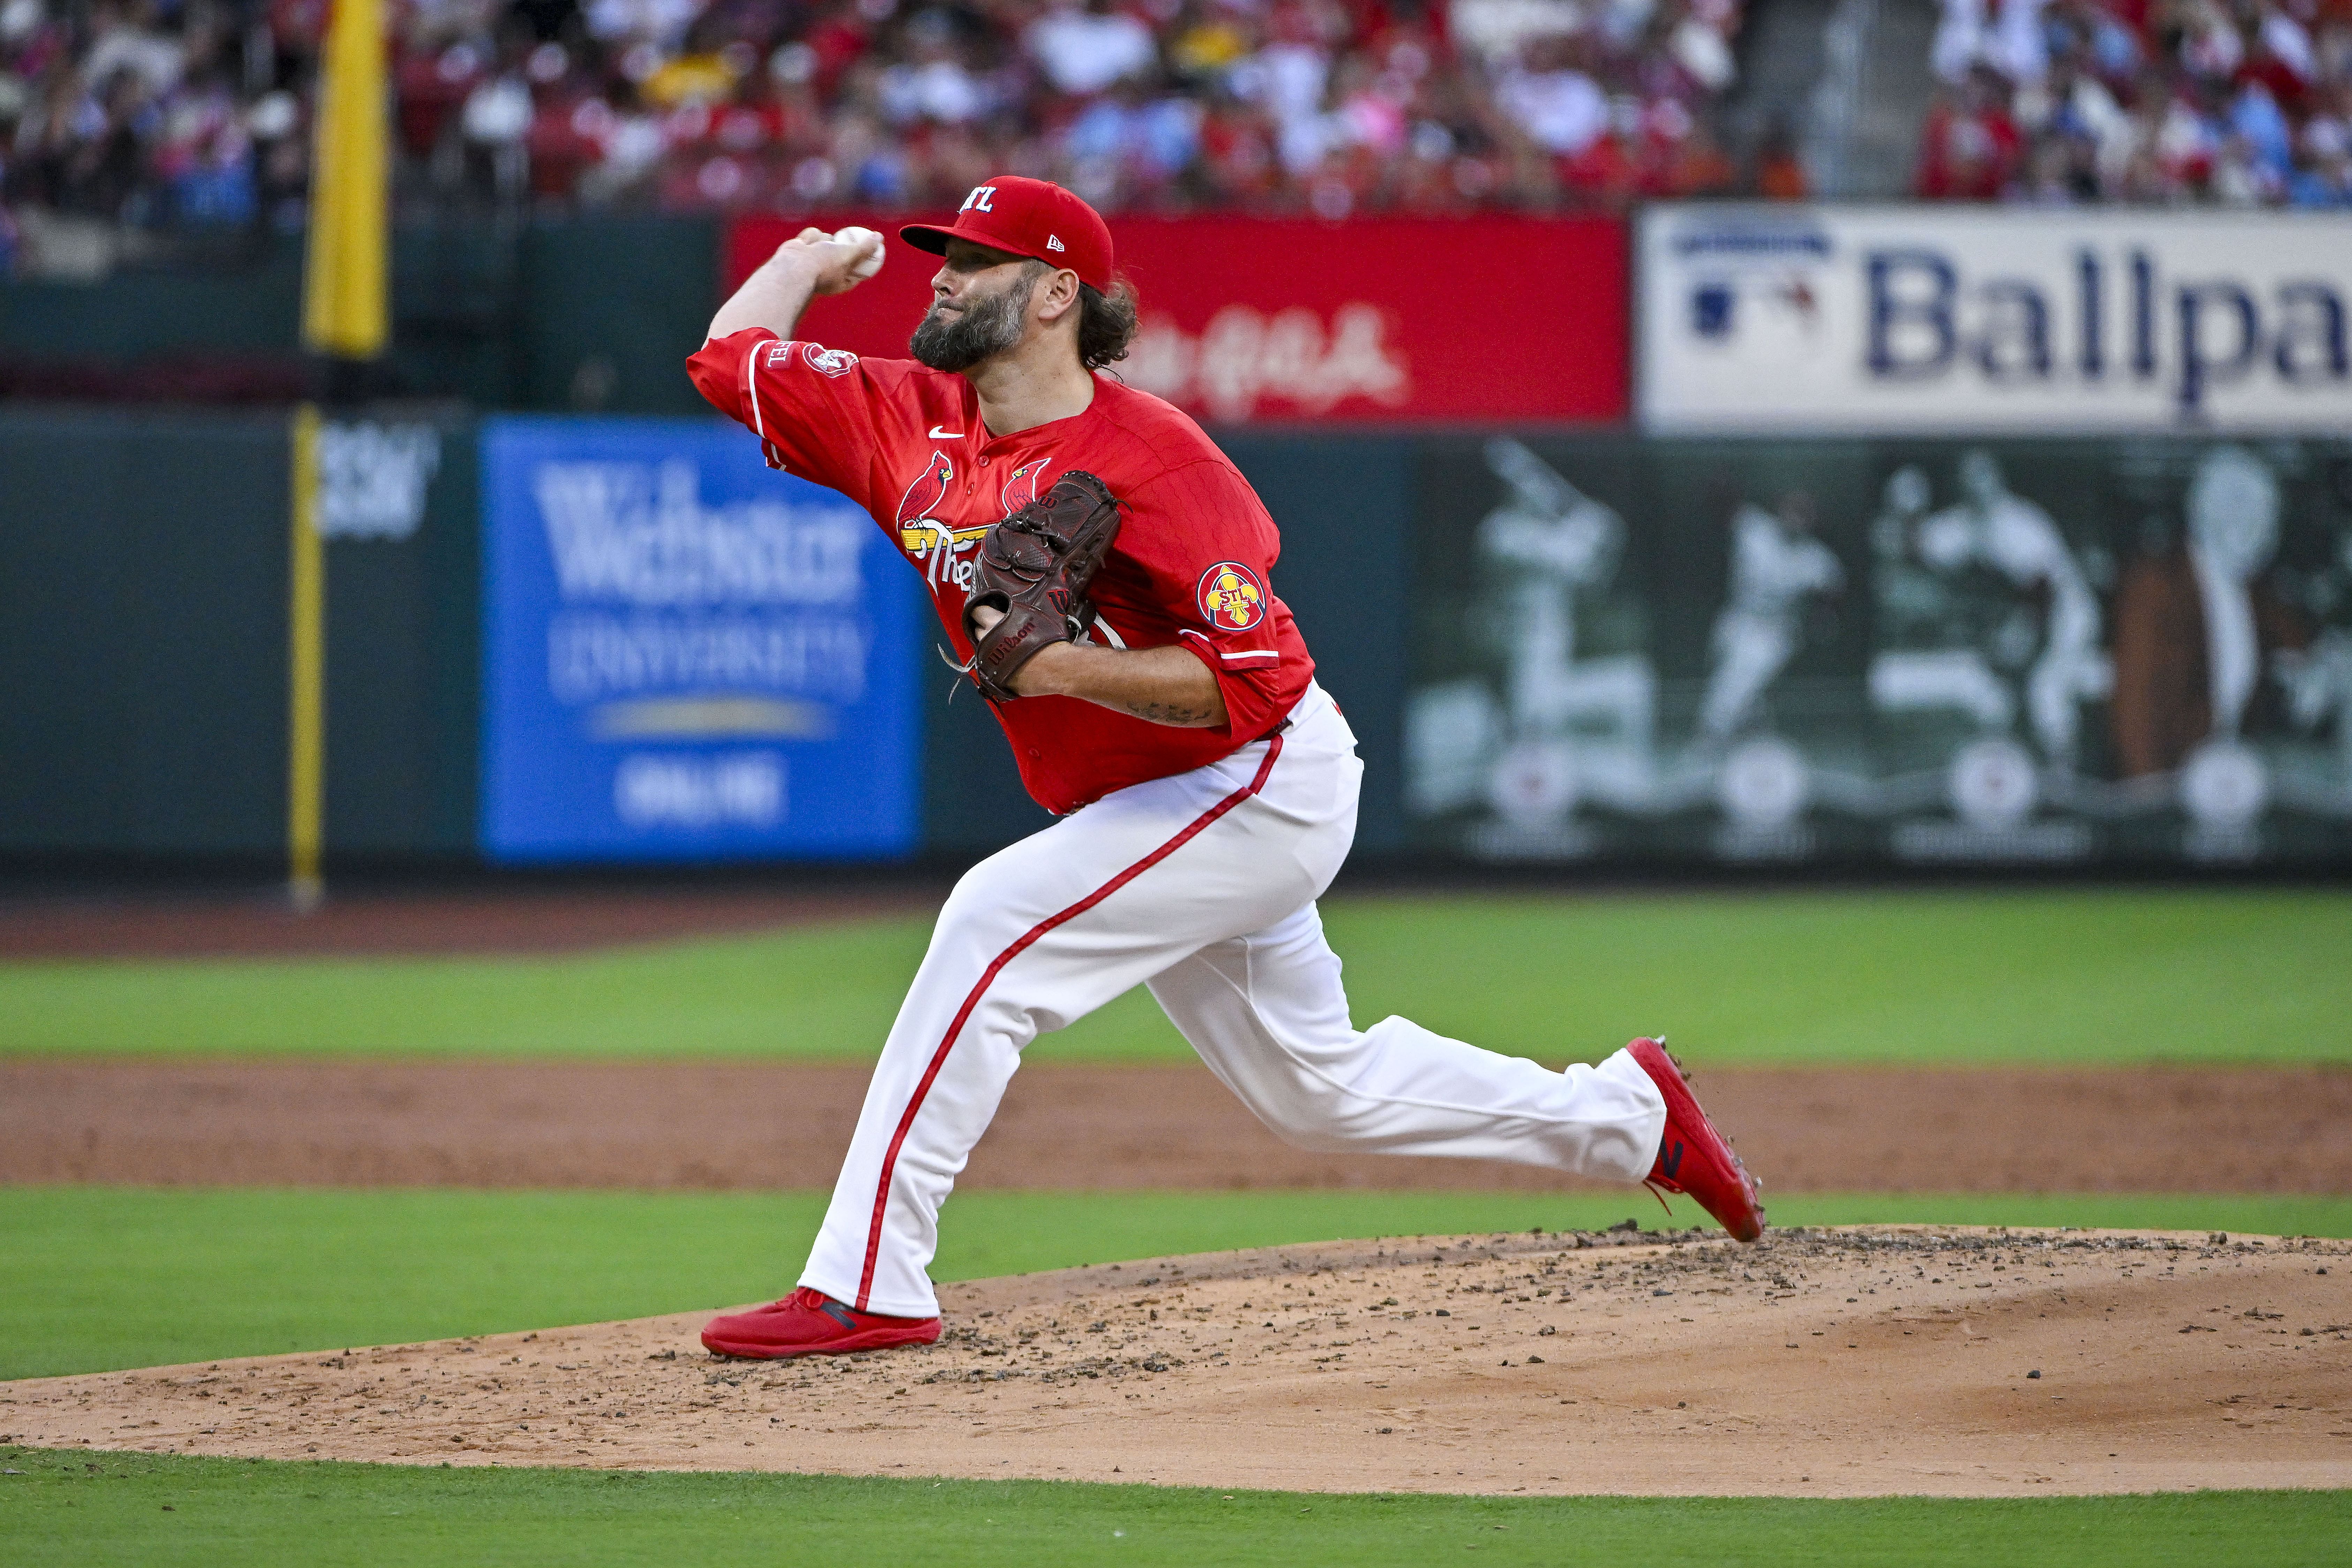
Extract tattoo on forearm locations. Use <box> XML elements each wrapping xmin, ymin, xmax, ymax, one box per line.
<box><xmin>1120</xmin><ymin>697</ymin><xmax>1216</xmax><ymax>726</ymax></box>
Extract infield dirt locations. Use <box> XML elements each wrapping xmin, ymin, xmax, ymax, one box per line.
<box><xmin>9</xmin><ymin>1227</ymin><xmax>2349</xmax><ymax>1498</ymax></box>
<box><xmin>7</xmin><ymin>1060</ymin><xmax>2347</xmax><ymax>1194</ymax></box>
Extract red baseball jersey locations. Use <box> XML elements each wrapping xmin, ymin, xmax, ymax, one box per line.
<box><xmin>686</xmin><ymin>328</ymin><xmax>1316</xmax><ymax>814</ymax></box>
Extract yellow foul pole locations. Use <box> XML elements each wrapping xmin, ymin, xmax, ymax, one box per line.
<box><xmin>288</xmin><ymin>405</ymin><xmax>325</xmax><ymax>911</ymax></box>
<box><xmin>291</xmin><ymin>0</ymin><xmax>387</xmax><ymax>907</ymax></box>
<box><xmin>302</xmin><ymin>0</ymin><xmax>388</xmax><ymax>359</ymax></box>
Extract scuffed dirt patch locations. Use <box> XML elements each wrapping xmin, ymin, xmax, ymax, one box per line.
<box><xmin>7</xmin><ymin>1228</ymin><xmax>2350</xmax><ymax>1497</ymax></box>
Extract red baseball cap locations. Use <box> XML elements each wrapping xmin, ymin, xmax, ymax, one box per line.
<box><xmin>900</xmin><ymin>177</ymin><xmax>1115</xmax><ymax>293</ymax></box>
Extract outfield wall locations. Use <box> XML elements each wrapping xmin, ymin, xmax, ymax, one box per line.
<box><xmin>0</xmin><ymin>407</ymin><xmax>480</xmax><ymax>862</ymax></box>
<box><xmin>0</xmin><ymin>218</ymin><xmax>719</xmax><ymax>415</ymax></box>
<box><xmin>3</xmin><ymin>413</ymin><xmax>2347</xmax><ymax>872</ymax></box>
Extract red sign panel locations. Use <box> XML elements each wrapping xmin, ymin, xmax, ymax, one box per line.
<box><xmin>724</xmin><ymin>215</ymin><xmax>1627</xmax><ymax>425</ymax></box>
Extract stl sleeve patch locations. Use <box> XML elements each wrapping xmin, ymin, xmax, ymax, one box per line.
<box><xmin>1196</xmin><ymin>560</ymin><xmax>1267</xmax><ymax>630</ymax></box>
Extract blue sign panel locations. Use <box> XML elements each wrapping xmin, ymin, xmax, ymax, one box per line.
<box><xmin>480</xmin><ymin>416</ymin><xmax>919</xmax><ymax>862</ymax></box>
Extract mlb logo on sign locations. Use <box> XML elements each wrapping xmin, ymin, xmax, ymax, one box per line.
<box><xmin>1690</xmin><ymin>283</ymin><xmax>1734</xmax><ymax>340</ymax></box>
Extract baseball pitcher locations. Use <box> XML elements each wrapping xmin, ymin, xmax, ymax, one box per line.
<box><xmin>686</xmin><ymin>178</ymin><xmax>1764</xmax><ymax>1359</ymax></box>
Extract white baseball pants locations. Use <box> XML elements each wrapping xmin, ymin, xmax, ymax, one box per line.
<box><xmin>801</xmin><ymin>684</ymin><xmax>1669</xmax><ymax>1317</ymax></box>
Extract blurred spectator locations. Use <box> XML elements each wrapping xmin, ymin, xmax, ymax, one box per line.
<box><xmin>1496</xmin><ymin>35</ymin><xmax>1608</xmax><ymax>158</ymax></box>
<box><xmin>1027</xmin><ymin>0</ymin><xmax>1155</xmax><ymax>97</ymax></box>
<box><xmin>1917</xmin><ymin>61</ymin><xmax>2024</xmax><ymax>198</ymax></box>
<box><xmin>1918</xmin><ymin>0</ymin><xmax>2352</xmax><ymax>206</ymax></box>
<box><xmin>1</xmin><ymin>0</ymin><xmax>1757</xmax><ymax>263</ymax></box>
<box><xmin>2290</xmin><ymin>112</ymin><xmax>2352</xmax><ymax>201</ymax></box>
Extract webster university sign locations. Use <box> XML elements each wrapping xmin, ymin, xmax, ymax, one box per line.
<box><xmin>1639</xmin><ymin>205</ymin><xmax>2352</xmax><ymax>434</ymax></box>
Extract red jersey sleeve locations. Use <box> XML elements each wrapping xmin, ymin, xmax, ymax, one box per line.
<box><xmin>1137</xmin><ymin>459</ymin><xmax>1294</xmax><ymax>741</ymax></box>
<box><xmin>685</xmin><ymin>328</ymin><xmax>885</xmax><ymax>507</ymax></box>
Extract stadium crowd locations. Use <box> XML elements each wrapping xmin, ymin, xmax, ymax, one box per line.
<box><xmin>1917</xmin><ymin>0</ymin><xmax>2352</xmax><ymax>205</ymax></box>
<box><xmin>0</xmin><ymin>0</ymin><xmax>1758</xmax><ymax>254</ymax></box>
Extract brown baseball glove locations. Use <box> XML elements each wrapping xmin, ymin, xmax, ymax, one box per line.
<box><xmin>958</xmin><ymin>469</ymin><xmax>1123</xmax><ymax>702</ymax></box>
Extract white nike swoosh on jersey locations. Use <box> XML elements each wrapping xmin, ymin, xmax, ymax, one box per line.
<box><xmin>928</xmin><ymin>426</ymin><xmax>964</xmax><ymax>439</ymax></box>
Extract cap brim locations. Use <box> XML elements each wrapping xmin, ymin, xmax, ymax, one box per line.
<box><xmin>897</xmin><ymin>222</ymin><xmax>1055</xmax><ymax>269</ymax></box>
<box><xmin>897</xmin><ymin>223</ymin><xmax>956</xmax><ymax>256</ymax></box>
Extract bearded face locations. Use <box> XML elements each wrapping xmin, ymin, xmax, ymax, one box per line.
<box><xmin>909</xmin><ymin>266</ymin><xmax>1039</xmax><ymax>372</ymax></box>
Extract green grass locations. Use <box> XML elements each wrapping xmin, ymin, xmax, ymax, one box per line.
<box><xmin>7</xmin><ymin>1186</ymin><xmax>2348</xmax><ymax>1383</ymax></box>
<box><xmin>1</xmin><ymin>890</ymin><xmax>2345</xmax><ymax>1065</ymax></box>
<box><xmin>3</xmin><ymin>1450</ymin><xmax>2346</xmax><ymax>1568</ymax></box>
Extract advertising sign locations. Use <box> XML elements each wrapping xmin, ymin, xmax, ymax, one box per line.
<box><xmin>480</xmin><ymin>417</ymin><xmax>921</xmax><ymax>862</ymax></box>
<box><xmin>1407</xmin><ymin>435</ymin><xmax>2352</xmax><ymax>867</ymax></box>
<box><xmin>1639</xmin><ymin>205</ymin><xmax>2352</xmax><ymax>435</ymax></box>
<box><xmin>728</xmin><ymin>213</ymin><xmax>1628</xmax><ymax>424</ymax></box>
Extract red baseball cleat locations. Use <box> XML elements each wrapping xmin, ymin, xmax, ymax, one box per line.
<box><xmin>701</xmin><ymin>1288</ymin><xmax>942</xmax><ymax>1359</ymax></box>
<box><xmin>1627</xmin><ymin>1036</ymin><xmax>1766</xmax><ymax>1243</ymax></box>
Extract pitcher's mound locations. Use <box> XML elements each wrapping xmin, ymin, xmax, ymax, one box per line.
<box><xmin>11</xmin><ymin>1227</ymin><xmax>2350</xmax><ymax>1497</ymax></box>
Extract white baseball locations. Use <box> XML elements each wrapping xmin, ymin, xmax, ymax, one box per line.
<box><xmin>832</xmin><ymin>226</ymin><xmax>885</xmax><ymax>282</ymax></box>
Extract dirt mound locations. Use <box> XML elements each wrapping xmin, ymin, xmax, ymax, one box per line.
<box><xmin>7</xmin><ymin>1228</ymin><xmax>2347</xmax><ymax>1497</ymax></box>
<box><xmin>11</xmin><ymin>1062</ymin><xmax>2351</xmax><ymax>1194</ymax></box>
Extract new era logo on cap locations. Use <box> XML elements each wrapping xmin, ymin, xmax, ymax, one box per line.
<box><xmin>898</xmin><ymin>177</ymin><xmax>1113</xmax><ymax>292</ymax></box>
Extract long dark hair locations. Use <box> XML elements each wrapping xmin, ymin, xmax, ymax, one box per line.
<box><xmin>1076</xmin><ymin>276</ymin><xmax>1139</xmax><ymax>371</ymax></box>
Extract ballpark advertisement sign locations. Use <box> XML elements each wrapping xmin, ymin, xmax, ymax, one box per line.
<box><xmin>1640</xmin><ymin>205</ymin><xmax>2352</xmax><ymax>434</ymax></box>
<box><xmin>728</xmin><ymin>214</ymin><xmax>1628</xmax><ymax>424</ymax></box>
<box><xmin>480</xmin><ymin>417</ymin><xmax>921</xmax><ymax>862</ymax></box>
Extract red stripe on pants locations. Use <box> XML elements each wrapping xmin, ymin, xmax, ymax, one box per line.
<box><xmin>855</xmin><ymin>734</ymin><xmax>1286</xmax><ymax>1310</ymax></box>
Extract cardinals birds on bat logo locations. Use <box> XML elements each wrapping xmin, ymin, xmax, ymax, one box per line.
<box><xmin>1000</xmin><ymin>459</ymin><xmax>1048</xmax><ymax>512</ymax></box>
<box><xmin>894</xmin><ymin>451</ymin><xmax>989</xmax><ymax>587</ymax></box>
<box><xmin>895</xmin><ymin>451</ymin><xmax>957</xmax><ymax>551</ymax></box>
<box><xmin>895</xmin><ymin>450</ymin><xmax>952</xmax><ymax>525</ymax></box>
<box><xmin>1197</xmin><ymin>561</ymin><xmax>1266</xmax><ymax>630</ymax></box>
